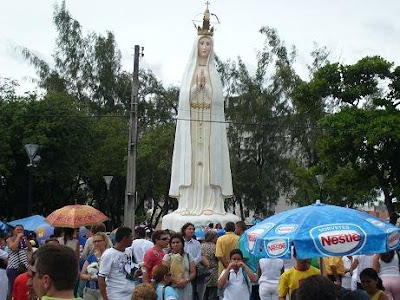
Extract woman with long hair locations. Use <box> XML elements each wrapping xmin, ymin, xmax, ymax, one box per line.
<box><xmin>152</xmin><ymin>264</ymin><xmax>178</xmax><ymax>300</ymax></box>
<box><xmin>80</xmin><ymin>232</ymin><xmax>110</xmax><ymax>300</ymax></box>
<box><xmin>360</xmin><ymin>268</ymin><xmax>389</xmax><ymax>300</ymax></box>
<box><xmin>57</xmin><ymin>227</ymin><xmax>79</xmax><ymax>258</ymax></box>
<box><xmin>373</xmin><ymin>251</ymin><xmax>400</xmax><ymax>300</ymax></box>
<box><xmin>163</xmin><ymin>233</ymin><xmax>196</xmax><ymax>299</ymax></box>
<box><xmin>199</xmin><ymin>230</ymin><xmax>218</xmax><ymax>300</ymax></box>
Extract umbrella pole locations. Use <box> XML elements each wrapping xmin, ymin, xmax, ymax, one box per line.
<box><xmin>319</xmin><ymin>257</ymin><xmax>324</xmax><ymax>275</ymax></box>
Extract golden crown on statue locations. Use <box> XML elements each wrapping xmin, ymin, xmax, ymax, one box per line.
<box><xmin>194</xmin><ymin>2</ymin><xmax>219</xmax><ymax>36</ymax></box>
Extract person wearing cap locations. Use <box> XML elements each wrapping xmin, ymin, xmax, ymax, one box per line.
<box><xmin>30</xmin><ymin>244</ymin><xmax>82</xmax><ymax>300</ymax></box>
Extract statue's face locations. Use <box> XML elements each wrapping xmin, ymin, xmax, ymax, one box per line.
<box><xmin>198</xmin><ymin>37</ymin><xmax>211</xmax><ymax>59</ymax></box>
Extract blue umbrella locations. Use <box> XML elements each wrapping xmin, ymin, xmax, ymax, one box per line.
<box><xmin>35</xmin><ymin>224</ymin><xmax>54</xmax><ymax>246</ymax></box>
<box><xmin>243</xmin><ymin>200</ymin><xmax>400</xmax><ymax>259</ymax></box>
<box><xmin>0</xmin><ymin>220</ymin><xmax>7</xmax><ymax>233</ymax></box>
<box><xmin>8</xmin><ymin>215</ymin><xmax>48</xmax><ymax>231</ymax></box>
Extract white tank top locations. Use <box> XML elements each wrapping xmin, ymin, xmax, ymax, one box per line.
<box><xmin>379</xmin><ymin>253</ymin><xmax>400</xmax><ymax>277</ymax></box>
<box><xmin>258</xmin><ymin>258</ymin><xmax>284</xmax><ymax>284</ymax></box>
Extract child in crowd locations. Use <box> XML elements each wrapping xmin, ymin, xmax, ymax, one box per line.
<box><xmin>360</xmin><ymin>268</ymin><xmax>389</xmax><ymax>300</ymax></box>
<box><xmin>218</xmin><ymin>249</ymin><xmax>258</xmax><ymax>300</ymax></box>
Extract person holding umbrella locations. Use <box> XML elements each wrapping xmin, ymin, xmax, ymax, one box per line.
<box><xmin>57</xmin><ymin>228</ymin><xmax>80</xmax><ymax>259</ymax></box>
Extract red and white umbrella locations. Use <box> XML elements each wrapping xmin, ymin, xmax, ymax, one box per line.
<box><xmin>45</xmin><ymin>204</ymin><xmax>108</xmax><ymax>228</ymax></box>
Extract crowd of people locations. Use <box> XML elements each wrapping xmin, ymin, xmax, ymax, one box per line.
<box><xmin>0</xmin><ymin>220</ymin><xmax>399</xmax><ymax>300</ymax></box>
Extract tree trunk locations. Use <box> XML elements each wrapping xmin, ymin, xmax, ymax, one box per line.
<box><xmin>382</xmin><ymin>186</ymin><xmax>398</xmax><ymax>224</ymax></box>
<box><xmin>238</xmin><ymin>196</ymin><xmax>245</xmax><ymax>220</ymax></box>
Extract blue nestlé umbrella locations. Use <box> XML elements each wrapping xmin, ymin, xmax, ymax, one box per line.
<box><xmin>243</xmin><ymin>200</ymin><xmax>400</xmax><ymax>259</ymax></box>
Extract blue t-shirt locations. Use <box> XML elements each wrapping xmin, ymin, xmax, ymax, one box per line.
<box><xmin>85</xmin><ymin>253</ymin><xmax>99</xmax><ymax>289</ymax></box>
<box><xmin>156</xmin><ymin>283</ymin><xmax>178</xmax><ymax>300</ymax></box>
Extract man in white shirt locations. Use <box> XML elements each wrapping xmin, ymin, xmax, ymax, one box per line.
<box><xmin>98</xmin><ymin>227</ymin><xmax>136</xmax><ymax>300</ymax></box>
<box><xmin>128</xmin><ymin>227</ymin><xmax>153</xmax><ymax>264</ymax></box>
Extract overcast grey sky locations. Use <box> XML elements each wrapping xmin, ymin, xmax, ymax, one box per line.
<box><xmin>1</xmin><ymin>0</ymin><xmax>400</xmax><ymax>93</ymax></box>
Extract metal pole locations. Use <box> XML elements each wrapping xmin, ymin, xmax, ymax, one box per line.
<box><xmin>28</xmin><ymin>167</ymin><xmax>33</xmax><ymax>215</ymax></box>
<box><xmin>124</xmin><ymin>45</ymin><xmax>140</xmax><ymax>229</ymax></box>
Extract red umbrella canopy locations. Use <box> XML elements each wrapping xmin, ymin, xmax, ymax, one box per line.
<box><xmin>45</xmin><ymin>205</ymin><xmax>108</xmax><ymax>228</ymax></box>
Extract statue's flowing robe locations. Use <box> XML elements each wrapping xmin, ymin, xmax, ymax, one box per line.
<box><xmin>169</xmin><ymin>36</ymin><xmax>233</xmax><ymax>215</ymax></box>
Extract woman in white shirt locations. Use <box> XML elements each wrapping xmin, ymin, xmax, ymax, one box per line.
<box><xmin>258</xmin><ymin>257</ymin><xmax>284</xmax><ymax>300</ymax></box>
<box><xmin>373</xmin><ymin>251</ymin><xmax>400</xmax><ymax>300</ymax></box>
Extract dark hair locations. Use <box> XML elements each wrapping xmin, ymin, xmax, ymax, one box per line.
<box><xmin>91</xmin><ymin>223</ymin><xmax>106</xmax><ymax>234</ymax></box>
<box><xmin>152</xmin><ymin>264</ymin><xmax>170</xmax><ymax>283</ymax></box>
<box><xmin>225</xmin><ymin>222</ymin><xmax>235</xmax><ymax>232</ymax></box>
<box><xmin>181</xmin><ymin>222</ymin><xmax>195</xmax><ymax>236</ymax></box>
<box><xmin>35</xmin><ymin>245</ymin><xmax>78</xmax><ymax>291</ymax></box>
<box><xmin>229</xmin><ymin>248</ymin><xmax>243</xmax><ymax>259</ymax></box>
<box><xmin>135</xmin><ymin>227</ymin><xmax>146</xmax><ymax>239</ymax></box>
<box><xmin>340</xmin><ymin>290</ymin><xmax>359</xmax><ymax>300</ymax></box>
<box><xmin>380</xmin><ymin>251</ymin><xmax>395</xmax><ymax>263</ymax></box>
<box><xmin>205</xmin><ymin>231</ymin><xmax>217</xmax><ymax>243</ymax></box>
<box><xmin>0</xmin><ymin>232</ymin><xmax>5</xmax><ymax>240</ymax></box>
<box><xmin>53</xmin><ymin>227</ymin><xmax>62</xmax><ymax>238</ymax></box>
<box><xmin>151</xmin><ymin>230</ymin><xmax>167</xmax><ymax>244</ymax></box>
<box><xmin>115</xmin><ymin>227</ymin><xmax>132</xmax><ymax>243</ymax></box>
<box><xmin>360</xmin><ymin>268</ymin><xmax>385</xmax><ymax>291</ymax></box>
<box><xmin>169</xmin><ymin>233</ymin><xmax>185</xmax><ymax>255</ymax></box>
<box><xmin>208</xmin><ymin>223</ymin><xmax>214</xmax><ymax>229</ymax></box>
<box><xmin>235</xmin><ymin>221</ymin><xmax>247</xmax><ymax>233</ymax></box>
<box><xmin>297</xmin><ymin>275</ymin><xmax>336</xmax><ymax>300</ymax></box>
<box><xmin>62</xmin><ymin>228</ymin><xmax>75</xmax><ymax>245</ymax></box>
<box><xmin>132</xmin><ymin>283</ymin><xmax>157</xmax><ymax>300</ymax></box>
<box><xmin>45</xmin><ymin>238</ymin><xmax>60</xmax><ymax>244</ymax></box>
<box><xmin>13</xmin><ymin>224</ymin><xmax>24</xmax><ymax>234</ymax></box>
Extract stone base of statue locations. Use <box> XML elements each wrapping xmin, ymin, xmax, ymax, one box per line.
<box><xmin>161</xmin><ymin>211</ymin><xmax>240</xmax><ymax>232</ymax></box>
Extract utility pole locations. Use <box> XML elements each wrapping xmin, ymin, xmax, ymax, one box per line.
<box><xmin>124</xmin><ymin>45</ymin><xmax>142</xmax><ymax>228</ymax></box>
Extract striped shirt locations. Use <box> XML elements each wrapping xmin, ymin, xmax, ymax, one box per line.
<box><xmin>6</xmin><ymin>239</ymin><xmax>29</xmax><ymax>269</ymax></box>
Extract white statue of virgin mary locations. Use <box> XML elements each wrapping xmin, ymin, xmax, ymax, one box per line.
<box><xmin>169</xmin><ymin>10</ymin><xmax>233</xmax><ymax>216</ymax></box>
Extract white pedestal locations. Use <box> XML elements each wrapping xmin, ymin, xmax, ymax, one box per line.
<box><xmin>161</xmin><ymin>211</ymin><xmax>240</xmax><ymax>232</ymax></box>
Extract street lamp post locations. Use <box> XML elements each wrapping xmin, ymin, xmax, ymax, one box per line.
<box><xmin>25</xmin><ymin>144</ymin><xmax>40</xmax><ymax>215</ymax></box>
<box><xmin>103</xmin><ymin>176</ymin><xmax>113</xmax><ymax>191</ymax></box>
<box><xmin>315</xmin><ymin>174</ymin><xmax>325</xmax><ymax>201</ymax></box>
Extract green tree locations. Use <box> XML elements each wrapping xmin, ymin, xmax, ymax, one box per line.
<box><xmin>21</xmin><ymin>1</ymin><xmax>128</xmax><ymax>114</ymax></box>
<box><xmin>293</xmin><ymin>56</ymin><xmax>400</xmax><ymax>223</ymax></box>
<box><xmin>0</xmin><ymin>90</ymin><xmax>95</xmax><ymax>218</ymax></box>
<box><xmin>86</xmin><ymin>114</ymin><xmax>128</xmax><ymax>227</ymax></box>
<box><xmin>221</xmin><ymin>27</ymin><xmax>300</xmax><ymax>216</ymax></box>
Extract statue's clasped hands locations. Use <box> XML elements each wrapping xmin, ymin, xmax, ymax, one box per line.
<box><xmin>196</xmin><ymin>68</ymin><xmax>206</xmax><ymax>89</ymax></box>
